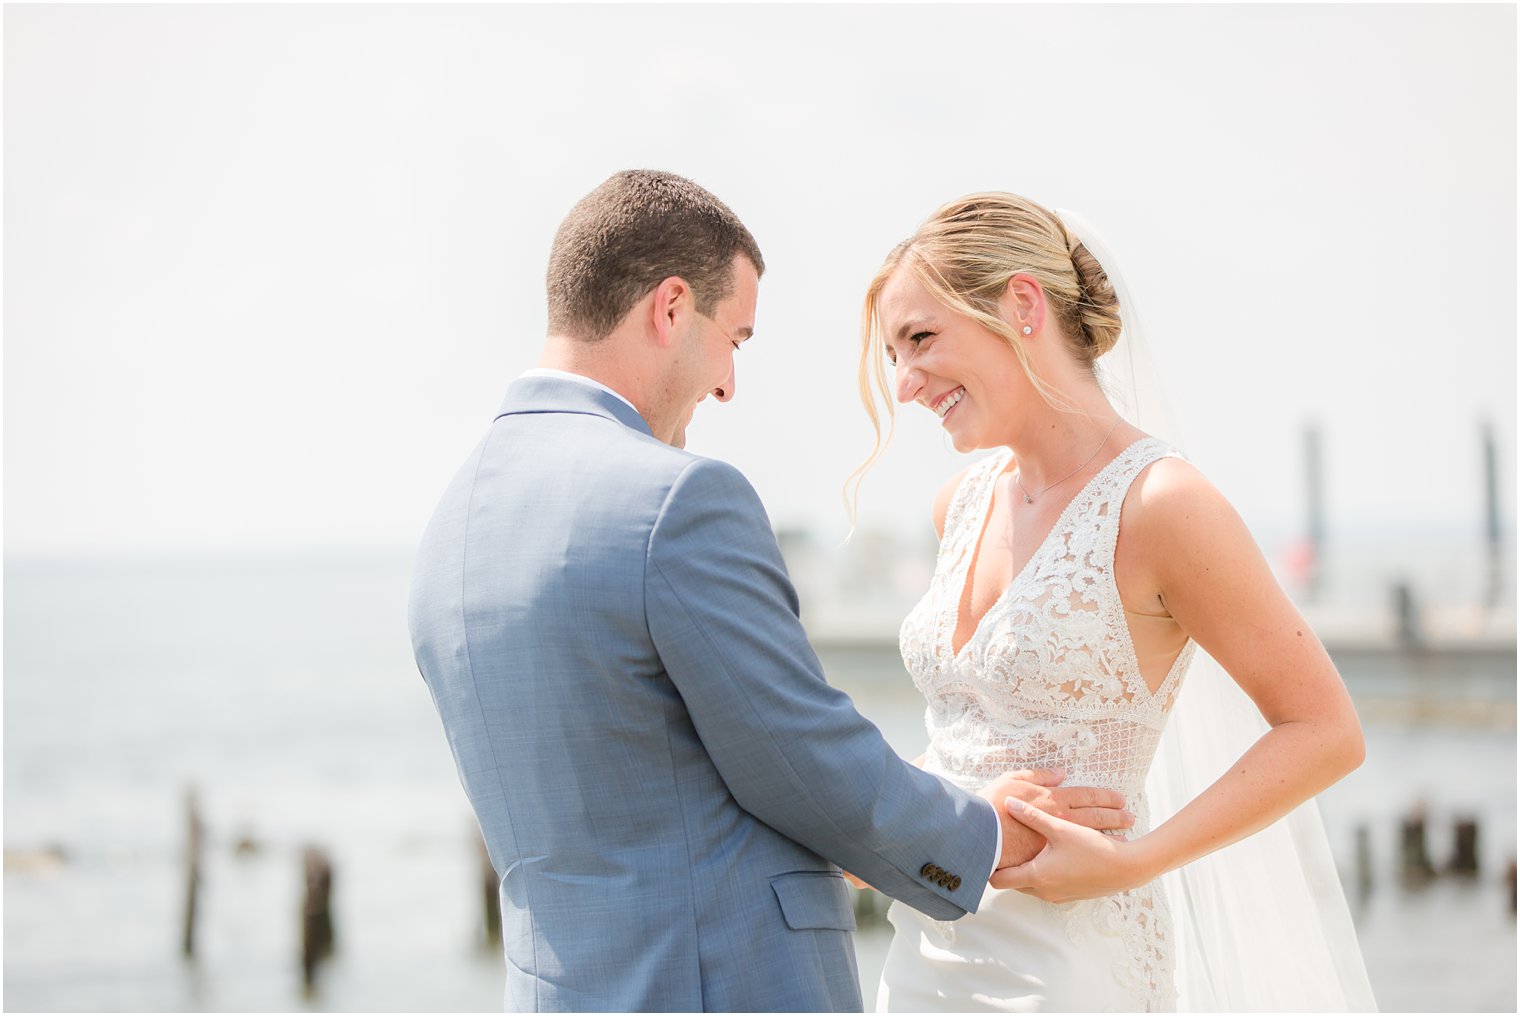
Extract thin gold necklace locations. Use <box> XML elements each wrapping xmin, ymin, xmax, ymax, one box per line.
<box><xmin>1013</xmin><ymin>418</ymin><xmax>1123</xmax><ymax>504</ymax></box>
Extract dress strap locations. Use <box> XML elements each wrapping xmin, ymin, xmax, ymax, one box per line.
<box><xmin>1086</xmin><ymin>438</ymin><xmax>1185</xmax><ymax>543</ymax></box>
<box><xmin>939</xmin><ymin>449</ymin><xmax>1013</xmax><ymax>550</ymax></box>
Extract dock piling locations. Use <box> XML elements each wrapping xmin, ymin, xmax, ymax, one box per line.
<box><xmin>1446</xmin><ymin>817</ymin><xmax>1480</xmax><ymax>876</ymax></box>
<box><xmin>479</xmin><ymin>835</ymin><xmax>501</xmax><ymax>948</ymax></box>
<box><xmin>182</xmin><ymin>787</ymin><xmax>203</xmax><ymax>959</ymax></box>
<box><xmin>1398</xmin><ymin>805</ymin><xmax>1436</xmax><ymax>886</ymax></box>
<box><xmin>301</xmin><ymin>847</ymin><xmax>335</xmax><ymax>992</ymax></box>
<box><xmin>1353</xmin><ymin>824</ymin><xmax>1373</xmax><ymax>904</ymax></box>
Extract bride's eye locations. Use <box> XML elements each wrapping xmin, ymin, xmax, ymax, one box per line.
<box><xmin>886</xmin><ymin>331</ymin><xmax>934</xmax><ymax>367</ymax></box>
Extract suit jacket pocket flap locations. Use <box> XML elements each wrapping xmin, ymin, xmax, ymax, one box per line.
<box><xmin>770</xmin><ymin>871</ymin><xmax>857</xmax><ymax>932</ymax></box>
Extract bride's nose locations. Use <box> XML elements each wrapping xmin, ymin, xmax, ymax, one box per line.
<box><xmin>895</xmin><ymin>362</ymin><xmax>925</xmax><ymax>404</ymax></box>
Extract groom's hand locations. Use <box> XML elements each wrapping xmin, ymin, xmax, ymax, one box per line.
<box><xmin>978</xmin><ymin>769</ymin><xmax>1132</xmax><ymax>870</ymax></box>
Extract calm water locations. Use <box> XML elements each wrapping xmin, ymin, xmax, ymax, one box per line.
<box><xmin>4</xmin><ymin>556</ymin><xmax>1515</xmax><ymax>1011</ymax></box>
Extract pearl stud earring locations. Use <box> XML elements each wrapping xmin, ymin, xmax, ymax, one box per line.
<box><xmin>1022</xmin><ymin>325</ymin><xmax>1033</xmax><ymax>336</ymax></box>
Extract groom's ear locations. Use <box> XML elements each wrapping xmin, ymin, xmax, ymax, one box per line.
<box><xmin>648</xmin><ymin>275</ymin><xmax>695</xmax><ymax>349</ymax></box>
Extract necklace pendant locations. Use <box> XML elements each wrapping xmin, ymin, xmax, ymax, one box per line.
<box><xmin>1023</xmin><ymin>493</ymin><xmax>1033</xmax><ymax>504</ymax></box>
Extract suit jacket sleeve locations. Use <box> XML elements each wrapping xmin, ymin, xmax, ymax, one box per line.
<box><xmin>644</xmin><ymin>457</ymin><xmax>998</xmax><ymax>919</ymax></box>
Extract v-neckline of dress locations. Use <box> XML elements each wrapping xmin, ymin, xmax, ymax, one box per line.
<box><xmin>946</xmin><ymin>438</ymin><xmax>1153</xmax><ymax>660</ymax></box>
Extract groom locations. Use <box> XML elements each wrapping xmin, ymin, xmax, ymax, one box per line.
<box><xmin>408</xmin><ymin>170</ymin><xmax>1130</xmax><ymax>1012</ymax></box>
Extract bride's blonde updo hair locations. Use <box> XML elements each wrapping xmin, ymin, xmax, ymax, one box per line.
<box><xmin>847</xmin><ymin>192</ymin><xmax>1123</xmax><ymax>513</ymax></box>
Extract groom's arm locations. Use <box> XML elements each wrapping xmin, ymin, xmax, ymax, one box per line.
<box><xmin>644</xmin><ymin>457</ymin><xmax>1002</xmax><ymax>919</ymax></box>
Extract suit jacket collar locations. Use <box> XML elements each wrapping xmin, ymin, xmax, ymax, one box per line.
<box><xmin>495</xmin><ymin>375</ymin><xmax>654</xmax><ymax>438</ymax></box>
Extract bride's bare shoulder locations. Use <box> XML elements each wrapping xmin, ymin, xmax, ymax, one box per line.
<box><xmin>1130</xmin><ymin>454</ymin><xmax>1215</xmax><ymax>503</ymax></box>
<box><xmin>1125</xmin><ymin>454</ymin><xmax>1257</xmax><ymax>566</ymax></box>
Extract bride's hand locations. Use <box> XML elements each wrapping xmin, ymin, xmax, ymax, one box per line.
<box><xmin>988</xmin><ymin>798</ymin><xmax>1156</xmax><ymax>902</ymax></box>
<box><xmin>981</xmin><ymin>769</ymin><xmax>1134</xmax><ymax>869</ymax></box>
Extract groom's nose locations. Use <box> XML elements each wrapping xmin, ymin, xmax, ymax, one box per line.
<box><xmin>712</xmin><ymin>364</ymin><xmax>736</xmax><ymax>403</ymax></box>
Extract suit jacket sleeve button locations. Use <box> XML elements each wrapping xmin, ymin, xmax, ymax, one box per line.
<box><xmin>949</xmin><ymin>876</ymin><xmax>962</xmax><ymax>891</ymax></box>
<box><xmin>920</xmin><ymin>863</ymin><xmax>937</xmax><ymax>879</ymax></box>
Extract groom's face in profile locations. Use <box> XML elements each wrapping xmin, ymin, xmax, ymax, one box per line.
<box><xmin>668</xmin><ymin>257</ymin><xmax>758</xmax><ymax>448</ymax></box>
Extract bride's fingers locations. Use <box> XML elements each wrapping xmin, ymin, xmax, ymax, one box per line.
<box><xmin>1051</xmin><ymin>785</ymin><xmax>1126</xmax><ymax>811</ymax></box>
<box><xmin>1004</xmin><ymin>796</ymin><xmax>1069</xmax><ymax>837</ymax></box>
<box><xmin>1062</xmin><ymin>806</ymin><xmax>1136</xmax><ymax>831</ymax></box>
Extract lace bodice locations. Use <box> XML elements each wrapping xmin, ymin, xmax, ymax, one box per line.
<box><xmin>895</xmin><ymin>438</ymin><xmax>1195</xmax><ymax>1011</ymax></box>
<box><xmin>902</xmin><ymin>438</ymin><xmax>1195</xmax><ymax>804</ymax></box>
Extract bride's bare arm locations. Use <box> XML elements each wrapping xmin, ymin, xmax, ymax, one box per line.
<box><xmin>991</xmin><ymin>459</ymin><xmax>1364</xmax><ymax>901</ymax></box>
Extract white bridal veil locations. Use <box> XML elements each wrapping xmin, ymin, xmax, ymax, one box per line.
<box><xmin>1054</xmin><ymin>208</ymin><xmax>1378</xmax><ymax>1012</ymax></box>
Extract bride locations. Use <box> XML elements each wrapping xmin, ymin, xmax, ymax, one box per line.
<box><xmin>849</xmin><ymin>192</ymin><xmax>1374</xmax><ymax>1012</ymax></box>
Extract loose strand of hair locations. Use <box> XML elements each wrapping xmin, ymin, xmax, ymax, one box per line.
<box><xmin>844</xmin><ymin>281</ymin><xmax>897</xmax><ymax>534</ymax></box>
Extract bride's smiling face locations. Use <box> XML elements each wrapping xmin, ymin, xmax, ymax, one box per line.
<box><xmin>877</xmin><ymin>266</ymin><xmax>1032</xmax><ymax>452</ymax></box>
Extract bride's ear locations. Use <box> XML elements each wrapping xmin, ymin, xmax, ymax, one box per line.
<box><xmin>1001</xmin><ymin>274</ymin><xmax>1046</xmax><ymax>338</ymax></box>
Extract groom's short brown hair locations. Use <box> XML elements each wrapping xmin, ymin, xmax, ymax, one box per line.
<box><xmin>546</xmin><ymin>170</ymin><xmax>765</xmax><ymax>342</ymax></box>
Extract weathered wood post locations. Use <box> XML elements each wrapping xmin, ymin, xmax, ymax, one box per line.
<box><xmin>301</xmin><ymin>847</ymin><xmax>335</xmax><ymax>992</ymax></box>
<box><xmin>1302</xmin><ymin>425</ymin><xmax>1325</xmax><ymax>600</ymax></box>
<box><xmin>850</xmin><ymin>885</ymin><xmax>883</xmax><ymax>928</ymax></box>
<box><xmin>479</xmin><ymin>835</ymin><xmax>501</xmax><ymax>948</ymax></box>
<box><xmin>1398</xmin><ymin>804</ymin><xmax>1435</xmax><ymax>886</ymax></box>
<box><xmin>1353</xmin><ymin>824</ymin><xmax>1373</xmax><ymax>904</ymax></box>
<box><xmin>1391</xmin><ymin>581</ymin><xmax>1422</xmax><ymax>648</ymax></box>
<box><xmin>1446</xmin><ymin>817</ymin><xmax>1480</xmax><ymax>876</ymax></box>
<box><xmin>182</xmin><ymin>787</ymin><xmax>203</xmax><ymax>958</ymax></box>
<box><xmin>1481</xmin><ymin>419</ymin><xmax>1503</xmax><ymax>608</ymax></box>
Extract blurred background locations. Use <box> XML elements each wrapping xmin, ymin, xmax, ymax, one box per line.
<box><xmin>4</xmin><ymin>4</ymin><xmax>1514</xmax><ymax>1011</ymax></box>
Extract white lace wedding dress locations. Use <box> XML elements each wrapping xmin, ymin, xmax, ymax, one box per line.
<box><xmin>879</xmin><ymin>437</ymin><xmax>1191</xmax><ymax>1013</ymax></box>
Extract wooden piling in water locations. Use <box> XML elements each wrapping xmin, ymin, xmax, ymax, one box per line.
<box><xmin>1391</xmin><ymin>580</ymin><xmax>1422</xmax><ymax>648</ymax></box>
<box><xmin>182</xmin><ymin>787</ymin><xmax>203</xmax><ymax>958</ymax></box>
<box><xmin>479</xmin><ymin>835</ymin><xmax>501</xmax><ymax>948</ymax></box>
<box><xmin>301</xmin><ymin>847</ymin><xmax>335</xmax><ymax>992</ymax></box>
<box><xmin>1447</xmin><ymin>817</ymin><xmax>1480</xmax><ymax>876</ymax></box>
<box><xmin>1399</xmin><ymin>805</ymin><xmax>1435</xmax><ymax>886</ymax></box>
<box><xmin>850</xmin><ymin>885</ymin><xmax>884</xmax><ymax>928</ymax></box>
<box><xmin>1302</xmin><ymin>425</ymin><xmax>1325</xmax><ymax>600</ymax></box>
<box><xmin>1354</xmin><ymin>824</ymin><xmax>1373</xmax><ymax>904</ymax></box>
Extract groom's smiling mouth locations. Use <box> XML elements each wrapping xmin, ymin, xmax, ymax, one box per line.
<box><xmin>930</xmin><ymin>386</ymin><xmax>966</xmax><ymax>419</ymax></box>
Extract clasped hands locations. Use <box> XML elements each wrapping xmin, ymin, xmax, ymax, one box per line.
<box><xmin>846</xmin><ymin>768</ymin><xmax>1152</xmax><ymax>903</ymax></box>
<box><xmin>979</xmin><ymin>767</ymin><xmax>1154</xmax><ymax>902</ymax></box>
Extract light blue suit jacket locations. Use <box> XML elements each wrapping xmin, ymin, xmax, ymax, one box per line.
<box><xmin>408</xmin><ymin>376</ymin><xmax>998</xmax><ymax>1012</ymax></box>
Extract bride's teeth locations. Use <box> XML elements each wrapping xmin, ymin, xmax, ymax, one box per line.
<box><xmin>937</xmin><ymin>389</ymin><xmax>964</xmax><ymax>418</ymax></box>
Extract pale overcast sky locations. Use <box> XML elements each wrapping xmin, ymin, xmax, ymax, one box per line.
<box><xmin>5</xmin><ymin>4</ymin><xmax>1515</xmax><ymax>559</ymax></box>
